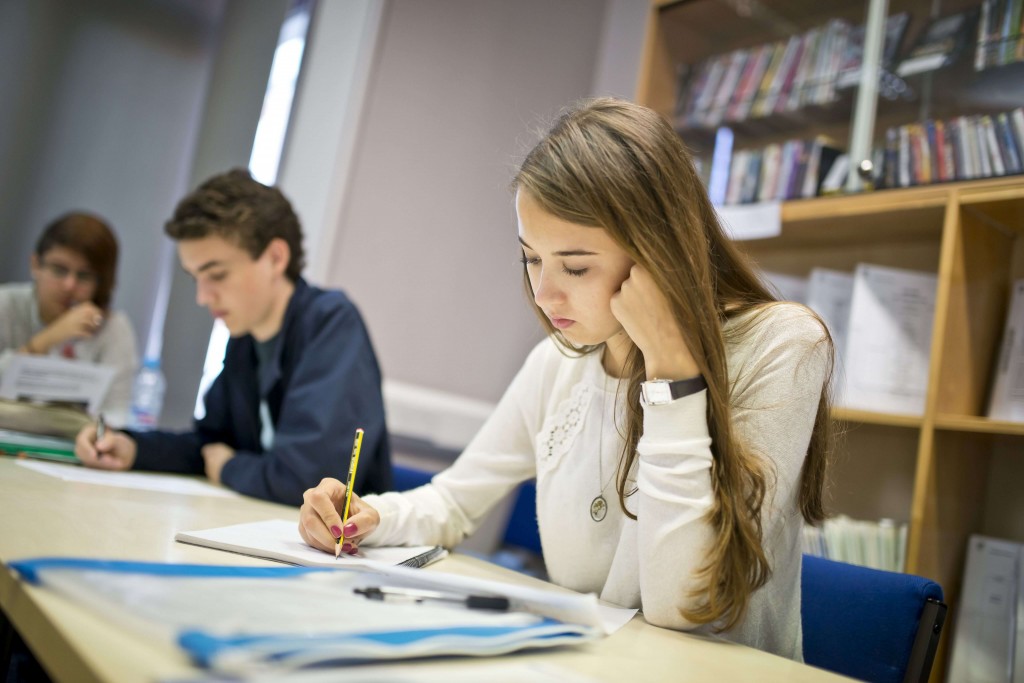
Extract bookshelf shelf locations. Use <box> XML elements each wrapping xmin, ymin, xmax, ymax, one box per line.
<box><xmin>934</xmin><ymin>413</ymin><xmax>1024</xmax><ymax>436</ymax></box>
<box><xmin>833</xmin><ymin>406</ymin><xmax>924</xmax><ymax>428</ymax></box>
<box><xmin>637</xmin><ymin>2</ymin><xmax>1024</xmax><ymax>676</ymax></box>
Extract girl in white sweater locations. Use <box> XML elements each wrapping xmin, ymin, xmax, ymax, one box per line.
<box><xmin>298</xmin><ymin>98</ymin><xmax>833</xmax><ymax>660</ymax></box>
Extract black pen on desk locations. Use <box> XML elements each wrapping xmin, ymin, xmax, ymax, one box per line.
<box><xmin>353</xmin><ymin>586</ymin><xmax>511</xmax><ymax>611</ymax></box>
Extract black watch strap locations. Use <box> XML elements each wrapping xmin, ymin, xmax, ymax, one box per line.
<box><xmin>667</xmin><ymin>375</ymin><xmax>707</xmax><ymax>399</ymax></box>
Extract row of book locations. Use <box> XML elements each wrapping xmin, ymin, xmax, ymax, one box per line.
<box><xmin>882</xmin><ymin>107</ymin><xmax>1024</xmax><ymax>188</ymax></box>
<box><xmin>675</xmin><ymin>18</ymin><xmax>868</xmax><ymax>131</ymax></box>
<box><xmin>976</xmin><ymin>0</ymin><xmax>1024</xmax><ymax>70</ymax></box>
<box><xmin>720</xmin><ymin>137</ymin><xmax>843</xmax><ymax>205</ymax></box>
<box><xmin>801</xmin><ymin>515</ymin><xmax>908</xmax><ymax>573</ymax></box>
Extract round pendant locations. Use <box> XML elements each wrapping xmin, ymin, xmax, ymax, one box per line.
<box><xmin>590</xmin><ymin>494</ymin><xmax>607</xmax><ymax>522</ymax></box>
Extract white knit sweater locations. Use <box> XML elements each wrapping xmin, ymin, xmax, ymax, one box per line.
<box><xmin>364</xmin><ymin>303</ymin><xmax>829</xmax><ymax>660</ymax></box>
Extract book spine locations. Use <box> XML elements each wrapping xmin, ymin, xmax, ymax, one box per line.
<box><xmin>977</xmin><ymin>0</ymin><xmax>991</xmax><ymax>70</ymax></box>
<box><xmin>997</xmin><ymin>112</ymin><xmax>1023</xmax><ymax>173</ymax></box>
<box><xmin>925</xmin><ymin>120</ymin><xmax>939</xmax><ymax>183</ymax></box>
<box><xmin>982</xmin><ymin>114</ymin><xmax>1007</xmax><ymax>175</ymax></box>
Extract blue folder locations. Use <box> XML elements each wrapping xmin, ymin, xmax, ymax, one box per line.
<box><xmin>11</xmin><ymin>558</ymin><xmax>598</xmax><ymax>672</ymax></box>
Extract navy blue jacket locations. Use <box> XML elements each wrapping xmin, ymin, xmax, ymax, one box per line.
<box><xmin>130</xmin><ymin>279</ymin><xmax>392</xmax><ymax>504</ymax></box>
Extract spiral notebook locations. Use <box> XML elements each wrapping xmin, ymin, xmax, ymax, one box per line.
<box><xmin>175</xmin><ymin>519</ymin><xmax>448</xmax><ymax>569</ymax></box>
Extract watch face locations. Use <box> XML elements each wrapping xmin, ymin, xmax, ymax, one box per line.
<box><xmin>642</xmin><ymin>381</ymin><xmax>672</xmax><ymax>405</ymax></box>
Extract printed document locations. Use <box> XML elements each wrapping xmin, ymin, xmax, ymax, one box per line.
<box><xmin>0</xmin><ymin>354</ymin><xmax>114</xmax><ymax>415</ymax></box>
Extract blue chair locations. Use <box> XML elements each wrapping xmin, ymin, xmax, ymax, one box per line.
<box><xmin>801</xmin><ymin>555</ymin><xmax>947</xmax><ymax>683</ymax></box>
<box><xmin>501</xmin><ymin>479</ymin><xmax>542</xmax><ymax>555</ymax></box>
<box><xmin>391</xmin><ymin>463</ymin><xmax>434</xmax><ymax>492</ymax></box>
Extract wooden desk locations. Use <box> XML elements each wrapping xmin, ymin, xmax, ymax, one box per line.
<box><xmin>0</xmin><ymin>458</ymin><xmax>850</xmax><ymax>682</ymax></box>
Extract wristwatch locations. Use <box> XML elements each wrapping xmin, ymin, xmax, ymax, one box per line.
<box><xmin>640</xmin><ymin>375</ymin><xmax>707</xmax><ymax>405</ymax></box>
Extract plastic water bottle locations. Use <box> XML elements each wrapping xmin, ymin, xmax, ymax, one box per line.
<box><xmin>129</xmin><ymin>357</ymin><xmax>166</xmax><ymax>431</ymax></box>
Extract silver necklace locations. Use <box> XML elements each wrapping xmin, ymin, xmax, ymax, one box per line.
<box><xmin>590</xmin><ymin>391</ymin><xmax>616</xmax><ymax>522</ymax></box>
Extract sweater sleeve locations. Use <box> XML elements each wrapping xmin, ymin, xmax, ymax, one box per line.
<box><xmin>635</xmin><ymin>305</ymin><xmax>829</xmax><ymax>630</ymax></box>
<box><xmin>363</xmin><ymin>341</ymin><xmax>553</xmax><ymax>549</ymax></box>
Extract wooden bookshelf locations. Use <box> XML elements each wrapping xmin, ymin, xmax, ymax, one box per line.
<box><xmin>638</xmin><ymin>4</ymin><xmax>1024</xmax><ymax>678</ymax></box>
<box><xmin>833</xmin><ymin>406</ymin><xmax>923</xmax><ymax>428</ymax></box>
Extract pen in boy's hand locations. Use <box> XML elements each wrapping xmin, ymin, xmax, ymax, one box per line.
<box><xmin>96</xmin><ymin>413</ymin><xmax>106</xmax><ymax>443</ymax></box>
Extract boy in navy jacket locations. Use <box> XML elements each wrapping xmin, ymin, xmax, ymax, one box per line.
<box><xmin>76</xmin><ymin>169</ymin><xmax>391</xmax><ymax>504</ymax></box>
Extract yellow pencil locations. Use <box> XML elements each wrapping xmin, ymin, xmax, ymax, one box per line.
<box><xmin>336</xmin><ymin>428</ymin><xmax>364</xmax><ymax>559</ymax></box>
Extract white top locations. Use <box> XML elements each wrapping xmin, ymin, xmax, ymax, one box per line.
<box><xmin>364</xmin><ymin>303</ymin><xmax>829</xmax><ymax>660</ymax></box>
<box><xmin>0</xmin><ymin>282</ymin><xmax>139</xmax><ymax>426</ymax></box>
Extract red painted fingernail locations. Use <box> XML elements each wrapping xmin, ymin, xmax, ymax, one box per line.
<box><xmin>343</xmin><ymin>522</ymin><xmax>357</xmax><ymax>535</ymax></box>
<box><xmin>341</xmin><ymin>542</ymin><xmax>353</xmax><ymax>552</ymax></box>
<box><xmin>330</xmin><ymin>525</ymin><xmax>342</xmax><ymax>537</ymax></box>
<box><xmin>347</xmin><ymin>546</ymin><xmax>359</xmax><ymax>555</ymax></box>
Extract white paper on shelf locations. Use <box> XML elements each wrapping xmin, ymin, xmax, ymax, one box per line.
<box><xmin>16</xmin><ymin>459</ymin><xmax>237</xmax><ymax>498</ymax></box>
<box><xmin>947</xmin><ymin>535</ymin><xmax>1019</xmax><ymax>683</ymax></box>
<box><xmin>842</xmin><ymin>264</ymin><xmax>937</xmax><ymax>416</ymax></box>
<box><xmin>0</xmin><ymin>353</ymin><xmax>114</xmax><ymax>415</ymax></box>
<box><xmin>716</xmin><ymin>201</ymin><xmax>782</xmax><ymax>241</ymax></box>
<box><xmin>806</xmin><ymin>268</ymin><xmax>855</xmax><ymax>399</ymax></box>
<box><xmin>988</xmin><ymin>280</ymin><xmax>1024</xmax><ymax>421</ymax></box>
<box><xmin>760</xmin><ymin>270</ymin><xmax>808</xmax><ymax>304</ymax></box>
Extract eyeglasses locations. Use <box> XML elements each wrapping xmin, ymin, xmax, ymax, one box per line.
<box><xmin>40</xmin><ymin>261</ymin><xmax>98</xmax><ymax>286</ymax></box>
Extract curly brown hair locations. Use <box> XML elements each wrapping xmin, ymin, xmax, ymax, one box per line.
<box><xmin>164</xmin><ymin>169</ymin><xmax>305</xmax><ymax>281</ymax></box>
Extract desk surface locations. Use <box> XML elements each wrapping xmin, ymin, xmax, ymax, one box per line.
<box><xmin>0</xmin><ymin>457</ymin><xmax>850</xmax><ymax>682</ymax></box>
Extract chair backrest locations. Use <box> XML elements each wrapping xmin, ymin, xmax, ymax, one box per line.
<box><xmin>390</xmin><ymin>463</ymin><xmax>434</xmax><ymax>492</ymax></box>
<box><xmin>501</xmin><ymin>479</ymin><xmax>542</xmax><ymax>555</ymax></box>
<box><xmin>801</xmin><ymin>555</ymin><xmax>947</xmax><ymax>683</ymax></box>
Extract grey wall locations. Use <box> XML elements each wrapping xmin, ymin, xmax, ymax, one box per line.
<box><xmin>0</xmin><ymin>0</ymin><xmax>224</xmax><ymax>365</ymax></box>
<box><xmin>0</xmin><ymin>0</ymin><xmax>651</xmax><ymax>432</ymax></box>
<box><xmin>320</xmin><ymin>0</ymin><xmax>610</xmax><ymax>403</ymax></box>
<box><xmin>158</xmin><ymin>0</ymin><xmax>291</xmax><ymax>429</ymax></box>
<box><xmin>0</xmin><ymin>0</ymin><xmax>290</xmax><ymax>430</ymax></box>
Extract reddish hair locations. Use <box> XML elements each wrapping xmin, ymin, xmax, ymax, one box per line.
<box><xmin>35</xmin><ymin>213</ymin><xmax>119</xmax><ymax>309</ymax></box>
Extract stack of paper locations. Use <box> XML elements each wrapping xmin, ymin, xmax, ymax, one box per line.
<box><xmin>11</xmin><ymin>558</ymin><xmax>613</xmax><ymax>673</ymax></box>
<box><xmin>988</xmin><ymin>279</ymin><xmax>1024</xmax><ymax>422</ymax></box>
<box><xmin>842</xmin><ymin>264</ymin><xmax>938</xmax><ymax>415</ymax></box>
<box><xmin>947</xmin><ymin>535</ymin><xmax>1023</xmax><ymax>683</ymax></box>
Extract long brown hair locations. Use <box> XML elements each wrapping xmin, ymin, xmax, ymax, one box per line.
<box><xmin>513</xmin><ymin>98</ymin><xmax>832</xmax><ymax>630</ymax></box>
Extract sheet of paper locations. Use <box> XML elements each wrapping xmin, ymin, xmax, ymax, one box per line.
<box><xmin>15</xmin><ymin>559</ymin><xmax>602</xmax><ymax>673</ymax></box>
<box><xmin>947</xmin><ymin>536</ymin><xmax>1019</xmax><ymax>683</ymax></box>
<box><xmin>0</xmin><ymin>354</ymin><xmax>115</xmax><ymax>415</ymax></box>
<box><xmin>716</xmin><ymin>201</ymin><xmax>782</xmax><ymax>241</ymax></box>
<box><xmin>16</xmin><ymin>459</ymin><xmax>237</xmax><ymax>498</ymax></box>
<box><xmin>806</xmin><ymin>268</ymin><xmax>855</xmax><ymax>399</ymax></box>
<box><xmin>175</xmin><ymin>520</ymin><xmax>636</xmax><ymax>634</ymax></box>
<box><xmin>988</xmin><ymin>280</ymin><xmax>1024</xmax><ymax>421</ymax></box>
<box><xmin>842</xmin><ymin>264</ymin><xmax>937</xmax><ymax>415</ymax></box>
<box><xmin>760</xmin><ymin>270</ymin><xmax>808</xmax><ymax>304</ymax></box>
<box><xmin>175</xmin><ymin>519</ymin><xmax>444</xmax><ymax>568</ymax></box>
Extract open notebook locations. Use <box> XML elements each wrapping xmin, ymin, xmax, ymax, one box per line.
<box><xmin>175</xmin><ymin>519</ymin><xmax>448</xmax><ymax>569</ymax></box>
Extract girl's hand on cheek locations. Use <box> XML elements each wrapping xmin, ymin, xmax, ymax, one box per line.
<box><xmin>610</xmin><ymin>265</ymin><xmax>700</xmax><ymax>380</ymax></box>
